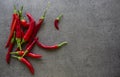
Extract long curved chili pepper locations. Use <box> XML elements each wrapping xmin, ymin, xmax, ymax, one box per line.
<box><xmin>6</xmin><ymin>32</ymin><xmax>15</xmax><ymax>64</ymax></box>
<box><xmin>54</xmin><ymin>14</ymin><xmax>63</xmax><ymax>30</ymax></box>
<box><xmin>21</xmin><ymin>38</ymin><xmax>38</xmax><ymax>58</ymax></box>
<box><xmin>12</xmin><ymin>56</ymin><xmax>34</xmax><ymax>74</ymax></box>
<box><xmin>5</xmin><ymin>6</ymin><xmax>18</xmax><ymax>48</ymax></box>
<box><xmin>11</xmin><ymin>51</ymin><xmax>42</xmax><ymax>59</ymax></box>
<box><xmin>25</xmin><ymin>8</ymin><xmax>47</xmax><ymax>49</ymax></box>
<box><xmin>36</xmin><ymin>40</ymin><xmax>67</xmax><ymax>49</ymax></box>
<box><xmin>21</xmin><ymin>13</ymin><xmax>35</xmax><ymax>44</ymax></box>
<box><xmin>15</xmin><ymin>15</ymin><xmax>22</xmax><ymax>50</ymax></box>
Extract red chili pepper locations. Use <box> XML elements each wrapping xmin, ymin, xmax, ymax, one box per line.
<box><xmin>36</xmin><ymin>40</ymin><xmax>67</xmax><ymax>49</ymax></box>
<box><xmin>21</xmin><ymin>27</ymin><xmax>25</xmax><ymax>38</ymax></box>
<box><xmin>11</xmin><ymin>51</ymin><xmax>42</xmax><ymax>59</ymax></box>
<box><xmin>21</xmin><ymin>38</ymin><xmax>38</xmax><ymax>57</ymax></box>
<box><xmin>12</xmin><ymin>56</ymin><xmax>34</xmax><ymax>74</ymax></box>
<box><xmin>54</xmin><ymin>14</ymin><xmax>63</xmax><ymax>30</ymax></box>
<box><xmin>25</xmin><ymin>4</ymin><xmax>50</xmax><ymax>48</ymax></box>
<box><xmin>6</xmin><ymin>32</ymin><xmax>15</xmax><ymax>64</ymax></box>
<box><xmin>25</xmin><ymin>9</ymin><xmax>47</xmax><ymax>49</ymax></box>
<box><xmin>5</xmin><ymin>6</ymin><xmax>18</xmax><ymax>48</ymax></box>
<box><xmin>15</xmin><ymin>15</ymin><xmax>22</xmax><ymax>50</ymax></box>
<box><xmin>21</xmin><ymin>13</ymin><xmax>35</xmax><ymax>44</ymax></box>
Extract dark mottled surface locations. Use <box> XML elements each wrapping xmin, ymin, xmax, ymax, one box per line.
<box><xmin>0</xmin><ymin>0</ymin><xmax>120</xmax><ymax>77</ymax></box>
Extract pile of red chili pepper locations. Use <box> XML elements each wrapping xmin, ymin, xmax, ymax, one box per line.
<box><xmin>5</xmin><ymin>5</ymin><xmax>67</xmax><ymax>75</ymax></box>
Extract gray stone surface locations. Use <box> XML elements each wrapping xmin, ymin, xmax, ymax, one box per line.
<box><xmin>0</xmin><ymin>0</ymin><xmax>120</xmax><ymax>77</ymax></box>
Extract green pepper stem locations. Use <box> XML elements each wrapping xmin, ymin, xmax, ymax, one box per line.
<box><xmin>12</xmin><ymin>55</ymin><xmax>19</xmax><ymax>59</ymax></box>
<box><xmin>57</xmin><ymin>14</ymin><xmax>63</xmax><ymax>20</ymax></box>
<box><xmin>13</xmin><ymin>5</ymin><xmax>17</xmax><ymax>13</ymax></box>
<box><xmin>58</xmin><ymin>41</ymin><xmax>67</xmax><ymax>47</ymax></box>
<box><xmin>16</xmin><ymin>38</ymin><xmax>22</xmax><ymax>50</ymax></box>
<box><xmin>41</xmin><ymin>2</ymin><xmax>50</xmax><ymax>19</ymax></box>
<box><xmin>10</xmin><ymin>52</ymin><xmax>18</xmax><ymax>54</ymax></box>
<box><xmin>17</xmin><ymin>6</ymin><xmax>24</xmax><ymax>20</ymax></box>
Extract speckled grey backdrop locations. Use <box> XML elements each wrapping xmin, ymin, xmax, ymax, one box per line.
<box><xmin>0</xmin><ymin>0</ymin><xmax>120</xmax><ymax>77</ymax></box>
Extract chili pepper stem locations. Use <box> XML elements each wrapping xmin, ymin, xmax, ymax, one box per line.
<box><xmin>18</xmin><ymin>6</ymin><xmax>23</xmax><ymax>19</ymax></box>
<box><xmin>58</xmin><ymin>41</ymin><xmax>67</xmax><ymax>47</ymax></box>
<box><xmin>56</xmin><ymin>14</ymin><xmax>63</xmax><ymax>20</ymax></box>
<box><xmin>16</xmin><ymin>38</ymin><xmax>22</xmax><ymax>50</ymax></box>
<box><xmin>12</xmin><ymin>55</ymin><xmax>19</xmax><ymax>59</ymax></box>
<box><xmin>41</xmin><ymin>9</ymin><xmax>46</xmax><ymax>19</ymax></box>
<box><xmin>40</xmin><ymin>2</ymin><xmax>50</xmax><ymax>19</ymax></box>
<box><xmin>13</xmin><ymin>5</ymin><xmax>17</xmax><ymax>14</ymax></box>
<box><xmin>10</xmin><ymin>52</ymin><xmax>18</xmax><ymax>54</ymax></box>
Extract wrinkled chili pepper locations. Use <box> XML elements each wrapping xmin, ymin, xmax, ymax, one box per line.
<box><xmin>5</xmin><ymin>6</ymin><xmax>18</xmax><ymax>48</ymax></box>
<box><xmin>36</xmin><ymin>40</ymin><xmax>67</xmax><ymax>49</ymax></box>
<box><xmin>54</xmin><ymin>14</ymin><xmax>63</xmax><ymax>30</ymax></box>
<box><xmin>21</xmin><ymin>13</ymin><xmax>35</xmax><ymax>44</ymax></box>
<box><xmin>21</xmin><ymin>38</ymin><xmax>38</xmax><ymax>57</ymax></box>
<box><xmin>12</xmin><ymin>56</ymin><xmax>34</xmax><ymax>74</ymax></box>
<box><xmin>11</xmin><ymin>51</ymin><xmax>42</xmax><ymax>59</ymax></box>
<box><xmin>15</xmin><ymin>15</ymin><xmax>22</xmax><ymax>50</ymax></box>
<box><xmin>6</xmin><ymin>32</ymin><xmax>15</xmax><ymax>64</ymax></box>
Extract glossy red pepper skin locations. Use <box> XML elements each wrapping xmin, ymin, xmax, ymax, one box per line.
<box><xmin>6</xmin><ymin>43</ymin><xmax>14</xmax><ymax>64</ymax></box>
<box><xmin>21</xmin><ymin>13</ymin><xmax>35</xmax><ymax>44</ymax></box>
<box><xmin>54</xmin><ymin>14</ymin><xmax>63</xmax><ymax>30</ymax></box>
<box><xmin>20</xmin><ymin>58</ymin><xmax>34</xmax><ymax>74</ymax></box>
<box><xmin>12</xmin><ymin>56</ymin><xmax>34</xmax><ymax>74</ymax></box>
<box><xmin>36</xmin><ymin>40</ymin><xmax>67</xmax><ymax>49</ymax></box>
<box><xmin>11</xmin><ymin>51</ymin><xmax>42</xmax><ymax>58</ymax></box>
<box><xmin>15</xmin><ymin>16</ymin><xmax>21</xmax><ymax>38</ymax></box>
<box><xmin>10</xmin><ymin>14</ymin><xmax>16</xmax><ymax>30</ymax></box>
<box><xmin>54</xmin><ymin>19</ymin><xmax>59</xmax><ymax>30</ymax></box>
<box><xmin>21</xmin><ymin>38</ymin><xmax>38</xmax><ymax>57</ymax></box>
<box><xmin>21</xmin><ymin>28</ymin><xmax>25</xmax><ymax>38</ymax></box>
<box><xmin>6</xmin><ymin>32</ymin><xmax>15</xmax><ymax>64</ymax></box>
<box><xmin>5</xmin><ymin>14</ymin><xmax>17</xmax><ymax>48</ymax></box>
<box><xmin>20</xmin><ymin>19</ymin><xmax>29</xmax><ymax>28</ymax></box>
<box><xmin>10</xmin><ymin>6</ymin><xmax>18</xmax><ymax>30</ymax></box>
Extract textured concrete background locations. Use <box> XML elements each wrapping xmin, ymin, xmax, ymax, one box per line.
<box><xmin>0</xmin><ymin>0</ymin><xmax>120</xmax><ymax>77</ymax></box>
